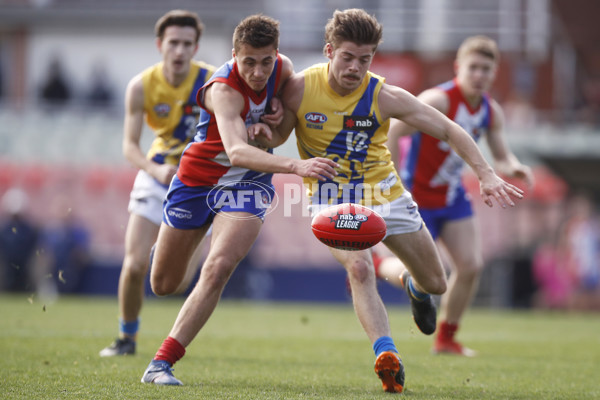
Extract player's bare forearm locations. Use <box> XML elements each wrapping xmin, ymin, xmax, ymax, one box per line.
<box><xmin>439</xmin><ymin>122</ymin><xmax>525</xmax><ymax>208</ymax></box>
<box><xmin>443</xmin><ymin>123</ymin><xmax>491</xmax><ymax>179</ymax></box>
<box><xmin>123</xmin><ymin>136</ymin><xmax>153</xmax><ymax>172</ymax></box>
<box><xmin>227</xmin><ymin>141</ymin><xmax>337</xmax><ymax>181</ymax></box>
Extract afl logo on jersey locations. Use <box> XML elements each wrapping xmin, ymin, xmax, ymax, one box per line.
<box><xmin>305</xmin><ymin>112</ymin><xmax>327</xmax><ymax>124</ymax></box>
<box><xmin>154</xmin><ymin>103</ymin><xmax>171</xmax><ymax>118</ymax></box>
<box><xmin>305</xmin><ymin>112</ymin><xmax>327</xmax><ymax>130</ymax></box>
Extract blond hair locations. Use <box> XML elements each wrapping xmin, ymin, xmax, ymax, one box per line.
<box><xmin>456</xmin><ymin>35</ymin><xmax>500</xmax><ymax>63</ymax></box>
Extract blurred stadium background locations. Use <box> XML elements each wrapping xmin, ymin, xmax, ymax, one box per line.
<box><xmin>0</xmin><ymin>0</ymin><xmax>599</xmax><ymax>309</ymax></box>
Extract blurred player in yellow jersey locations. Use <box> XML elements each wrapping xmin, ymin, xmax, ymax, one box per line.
<box><xmin>100</xmin><ymin>10</ymin><xmax>216</xmax><ymax>357</ymax></box>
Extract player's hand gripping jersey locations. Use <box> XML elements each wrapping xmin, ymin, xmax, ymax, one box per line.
<box><xmin>177</xmin><ymin>55</ymin><xmax>283</xmax><ymax>188</ymax></box>
<box><xmin>294</xmin><ymin>63</ymin><xmax>404</xmax><ymax>206</ymax></box>
<box><xmin>142</xmin><ymin>60</ymin><xmax>214</xmax><ymax>167</ymax></box>
<box><xmin>403</xmin><ymin>78</ymin><xmax>493</xmax><ymax>208</ymax></box>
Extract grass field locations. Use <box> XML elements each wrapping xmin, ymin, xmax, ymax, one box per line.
<box><xmin>1</xmin><ymin>294</ymin><xmax>598</xmax><ymax>400</ymax></box>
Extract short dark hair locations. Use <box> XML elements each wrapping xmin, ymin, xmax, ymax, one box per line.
<box><xmin>155</xmin><ymin>9</ymin><xmax>204</xmax><ymax>43</ymax></box>
<box><xmin>233</xmin><ymin>14</ymin><xmax>280</xmax><ymax>53</ymax></box>
<box><xmin>324</xmin><ymin>8</ymin><xmax>383</xmax><ymax>54</ymax></box>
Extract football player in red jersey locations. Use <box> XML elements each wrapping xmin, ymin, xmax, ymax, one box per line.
<box><xmin>384</xmin><ymin>35</ymin><xmax>534</xmax><ymax>356</ymax></box>
<box><xmin>140</xmin><ymin>14</ymin><xmax>337</xmax><ymax>386</ymax></box>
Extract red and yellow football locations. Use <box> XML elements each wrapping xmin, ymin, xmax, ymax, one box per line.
<box><xmin>311</xmin><ymin>203</ymin><xmax>386</xmax><ymax>251</ymax></box>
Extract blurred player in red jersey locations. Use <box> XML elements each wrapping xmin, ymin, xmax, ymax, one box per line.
<box><xmin>99</xmin><ymin>10</ymin><xmax>216</xmax><ymax>357</ymax></box>
<box><xmin>140</xmin><ymin>14</ymin><xmax>337</xmax><ymax>386</ymax></box>
<box><xmin>383</xmin><ymin>35</ymin><xmax>534</xmax><ymax>356</ymax></box>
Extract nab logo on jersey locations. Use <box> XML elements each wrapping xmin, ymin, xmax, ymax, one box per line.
<box><xmin>343</xmin><ymin>116</ymin><xmax>375</xmax><ymax>132</ymax></box>
<box><xmin>183</xmin><ymin>103</ymin><xmax>201</xmax><ymax>116</ymax></box>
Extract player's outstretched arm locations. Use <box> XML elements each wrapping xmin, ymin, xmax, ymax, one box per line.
<box><xmin>379</xmin><ymin>84</ymin><xmax>523</xmax><ymax>208</ymax></box>
<box><xmin>486</xmin><ymin>100</ymin><xmax>535</xmax><ymax>188</ymax></box>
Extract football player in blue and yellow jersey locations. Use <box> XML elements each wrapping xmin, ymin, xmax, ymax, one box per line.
<box><xmin>100</xmin><ymin>10</ymin><xmax>215</xmax><ymax>358</ymax></box>
<box><xmin>270</xmin><ymin>9</ymin><xmax>525</xmax><ymax>393</ymax></box>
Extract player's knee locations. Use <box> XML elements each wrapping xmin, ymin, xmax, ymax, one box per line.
<box><xmin>455</xmin><ymin>257</ymin><xmax>484</xmax><ymax>281</ymax></box>
<box><xmin>418</xmin><ymin>274</ymin><xmax>447</xmax><ymax>295</ymax></box>
<box><xmin>345</xmin><ymin>258</ymin><xmax>374</xmax><ymax>284</ymax></box>
<box><xmin>150</xmin><ymin>274</ymin><xmax>180</xmax><ymax>296</ymax></box>
<box><xmin>122</xmin><ymin>254</ymin><xmax>150</xmax><ymax>281</ymax></box>
<box><xmin>429</xmin><ymin>277</ymin><xmax>447</xmax><ymax>295</ymax></box>
<box><xmin>461</xmin><ymin>269</ymin><xmax>483</xmax><ymax>287</ymax></box>
<box><xmin>150</xmin><ymin>262</ymin><xmax>183</xmax><ymax>296</ymax></box>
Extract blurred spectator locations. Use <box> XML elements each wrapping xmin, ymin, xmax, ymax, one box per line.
<box><xmin>533</xmin><ymin>192</ymin><xmax>600</xmax><ymax>310</ymax></box>
<box><xmin>36</xmin><ymin>198</ymin><xmax>91</xmax><ymax>297</ymax></box>
<box><xmin>532</xmin><ymin>231</ymin><xmax>576</xmax><ymax>309</ymax></box>
<box><xmin>0</xmin><ymin>188</ymin><xmax>39</xmax><ymax>292</ymax></box>
<box><xmin>562</xmin><ymin>192</ymin><xmax>600</xmax><ymax>309</ymax></box>
<box><xmin>39</xmin><ymin>56</ymin><xmax>71</xmax><ymax>107</ymax></box>
<box><xmin>86</xmin><ymin>62</ymin><xmax>115</xmax><ymax>109</ymax></box>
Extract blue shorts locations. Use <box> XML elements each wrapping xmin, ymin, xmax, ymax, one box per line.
<box><xmin>163</xmin><ymin>175</ymin><xmax>275</xmax><ymax>229</ymax></box>
<box><xmin>419</xmin><ymin>188</ymin><xmax>473</xmax><ymax>239</ymax></box>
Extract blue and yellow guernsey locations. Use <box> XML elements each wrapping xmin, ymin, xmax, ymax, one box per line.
<box><xmin>142</xmin><ymin>60</ymin><xmax>214</xmax><ymax>166</ymax></box>
<box><xmin>294</xmin><ymin>63</ymin><xmax>404</xmax><ymax>206</ymax></box>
